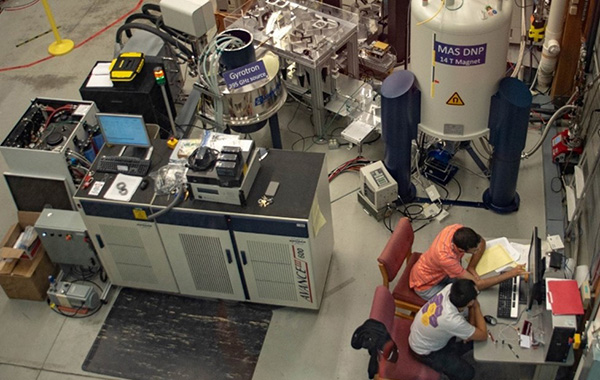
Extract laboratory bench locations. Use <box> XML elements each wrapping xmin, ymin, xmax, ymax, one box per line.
<box><xmin>73</xmin><ymin>141</ymin><xmax>334</xmax><ymax>309</ymax></box>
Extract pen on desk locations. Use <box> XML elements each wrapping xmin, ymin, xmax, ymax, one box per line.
<box><xmin>507</xmin><ymin>343</ymin><xmax>519</xmax><ymax>359</ymax></box>
<box><xmin>488</xmin><ymin>331</ymin><xmax>495</xmax><ymax>343</ymax></box>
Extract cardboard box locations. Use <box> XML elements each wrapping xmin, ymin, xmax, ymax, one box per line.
<box><xmin>0</xmin><ymin>212</ymin><xmax>58</xmax><ymax>300</ymax></box>
<box><xmin>0</xmin><ymin>211</ymin><xmax>41</xmax><ymax>272</ymax></box>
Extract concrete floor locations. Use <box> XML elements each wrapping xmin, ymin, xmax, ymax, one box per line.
<box><xmin>0</xmin><ymin>1</ymin><xmax>549</xmax><ymax>379</ymax></box>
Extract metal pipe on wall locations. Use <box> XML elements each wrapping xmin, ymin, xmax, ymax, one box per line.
<box><xmin>537</xmin><ymin>0</ymin><xmax>569</xmax><ymax>91</ymax></box>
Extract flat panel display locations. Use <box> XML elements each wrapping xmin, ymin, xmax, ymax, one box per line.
<box><xmin>97</xmin><ymin>113</ymin><xmax>151</xmax><ymax>148</ymax></box>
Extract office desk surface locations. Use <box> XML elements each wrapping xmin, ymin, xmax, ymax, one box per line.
<box><xmin>474</xmin><ymin>283</ymin><xmax>574</xmax><ymax>367</ymax></box>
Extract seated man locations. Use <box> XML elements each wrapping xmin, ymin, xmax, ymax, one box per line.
<box><xmin>408</xmin><ymin>279</ymin><xmax>486</xmax><ymax>380</ymax></box>
<box><xmin>410</xmin><ymin>224</ymin><xmax>525</xmax><ymax>300</ymax></box>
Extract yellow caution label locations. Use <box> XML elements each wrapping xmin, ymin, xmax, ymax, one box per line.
<box><xmin>133</xmin><ymin>208</ymin><xmax>148</xmax><ymax>220</ymax></box>
<box><xmin>446</xmin><ymin>92</ymin><xmax>465</xmax><ymax>106</ymax></box>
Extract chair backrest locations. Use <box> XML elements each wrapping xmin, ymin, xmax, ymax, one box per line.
<box><xmin>369</xmin><ymin>286</ymin><xmax>440</xmax><ymax>380</ymax></box>
<box><xmin>377</xmin><ymin>217</ymin><xmax>414</xmax><ymax>283</ymax></box>
<box><xmin>369</xmin><ymin>285</ymin><xmax>396</xmax><ymax>333</ymax></box>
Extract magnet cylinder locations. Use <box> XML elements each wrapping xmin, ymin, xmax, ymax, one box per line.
<box><xmin>483</xmin><ymin>77</ymin><xmax>532</xmax><ymax>213</ymax></box>
<box><xmin>381</xmin><ymin>70</ymin><xmax>421</xmax><ymax>202</ymax></box>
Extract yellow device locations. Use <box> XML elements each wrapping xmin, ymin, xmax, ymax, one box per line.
<box><xmin>109</xmin><ymin>52</ymin><xmax>145</xmax><ymax>82</ymax></box>
<box><xmin>167</xmin><ymin>137</ymin><xmax>179</xmax><ymax>149</ymax></box>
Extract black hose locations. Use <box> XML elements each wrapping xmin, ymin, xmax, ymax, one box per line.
<box><xmin>124</xmin><ymin>13</ymin><xmax>160</xmax><ymax>38</ymax></box>
<box><xmin>156</xmin><ymin>19</ymin><xmax>196</xmax><ymax>45</ymax></box>
<box><xmin>116</xmin><ymin>23</ymin><xmax>194</xmax><ymax>59</ymax></box>
<box><xmin>141</xmin><ymin>3</ymin><xmax>161</xmax><ymax>16</ymax></box>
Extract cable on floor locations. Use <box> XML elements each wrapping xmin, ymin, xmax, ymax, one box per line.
<box><xmin>1</xmin><ymin>0</ymin><xmax>39</xmax><ymax>12</ymax></box>
<box><xmin>0</xmin><ymin>0</ymin><xmax>144</xmax><ymax>72</ymax></box>
<box><xmin>328</xmin><ymin>156</ymin><xmax>371</xmax><ymax>182</ymax></box>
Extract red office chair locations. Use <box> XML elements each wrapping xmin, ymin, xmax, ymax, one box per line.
<box><xmin>377</xmin><ymin>218</ymin><xmax>426</xmax><ymax>319</ymax></box>
<box><xmin>368</xmin><ymin>286</ymin><xmax>440</xmax><ymax>380</ymax></box>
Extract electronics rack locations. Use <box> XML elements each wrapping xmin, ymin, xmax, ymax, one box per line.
<box><xmin>0</xmin><ymin>98</ymin><xmax>99</xmax><ymax>198</ymax></box>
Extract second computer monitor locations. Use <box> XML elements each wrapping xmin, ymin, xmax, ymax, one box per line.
<box><xmin>527</xmin><ymin>226</ymin><xmax>544</xmax><ymax>310</ymax></box>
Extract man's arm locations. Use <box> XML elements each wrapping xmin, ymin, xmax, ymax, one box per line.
<box><xmin>458</xmin><ymin>264</ymin><xmax>527</xmax><ymax>291</ymax></box>
<box><xmin>466</xmin><ymin>238</ymin><xmax>486</xmax><ymax>281</ymax></box>
<box><xmin>467</xmin><ymin>300</ymin><xmax>487</xmax><ymax>341</ymax></box>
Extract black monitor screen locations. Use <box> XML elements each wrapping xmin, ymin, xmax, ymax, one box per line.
<box><xmin>97</xmin><ymin>113</ymin><xmax>151</xmax><ymax>148</ymax></box>
<box><xmin>527</xmin><ymin>227</ymin><xmax>543</xmax><ymax>310</ymax></box>
<box><xmin>4</xmin><ymin>174</ymin><xmax>74</xmax><ymax>212</ymax></box>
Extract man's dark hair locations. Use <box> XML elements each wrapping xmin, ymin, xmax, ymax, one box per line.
<box><xmin>452</xmin><ymin>227</ymin><xmax>481</xmax><ymax>251</ymax></box>
<box><xmin>449</xmin><ymin>279</ymin><xmax>478</xmax><ymax>308</ymax></box>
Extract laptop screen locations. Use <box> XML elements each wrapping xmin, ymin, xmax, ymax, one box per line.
<box><xmin>97</xmin><ymin>113</ymin><xmax>151</xmax><ymax>148</ymax></box>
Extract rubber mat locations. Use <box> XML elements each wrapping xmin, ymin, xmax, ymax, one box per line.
<box><xmin>83</xmin><ymin>288</ymin><xmax>273</xmax><ymax>380</ymax></box>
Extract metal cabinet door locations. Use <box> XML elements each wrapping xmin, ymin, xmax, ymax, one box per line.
<box><xmin>233</xmin><ymin>230</ymin><xmax>317</xmax><ymax>309</ymax></box>
<box><xmin>83</xmin><ymin>215</ymin><xmax>179</xmax><ymax>292</ymax></box>
<box><xmin>157</xmin><ymin>223</ymin><xmax>245</xmax><ymax>300</ymax></box>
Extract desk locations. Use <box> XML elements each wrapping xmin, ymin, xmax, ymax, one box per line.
<box><xmin>474</xmin><ymin>282</ymin><xmax>574</xmax><ymax>380</ymax></box>
<box><xmin>73</xmin><ymin>141</ymin><xmax>334</xmax><ymax>309</ymax></box>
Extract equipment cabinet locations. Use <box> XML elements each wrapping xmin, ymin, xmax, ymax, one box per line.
<box><xmin>77</xmin><ymin>201</ymin><xmax>179</xmax><ymax>293</ymax></box>
<box><xmin>74</xmin><ymin>146</ymin><xmax>333</xmax><ymax>309</ymax></box>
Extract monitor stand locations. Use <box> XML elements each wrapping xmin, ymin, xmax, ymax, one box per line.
<box><xmin>118</xmin><ymin>146</ymin><xmax>153</xmax><ymax>160</ymax></box>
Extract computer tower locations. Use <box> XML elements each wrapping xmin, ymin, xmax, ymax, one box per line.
<box><xmin>545</xmin><ymin>314</ymin><xmax>576</xmax><ymax>362</ymax></box>
<box><xmin>79</xmin><ymin>56</ymin><xmax>176</xmax><ymax>138</ymax></box>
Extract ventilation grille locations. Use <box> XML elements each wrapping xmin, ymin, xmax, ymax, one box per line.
<box><xmin>180</xmin><ymin>233</ymin><xmax>233</xmax><ymax>294</ymax></box>
<box><xmin>247</xmin><ymin>241</ymin><xmax>297</xmax><ymax>301</ymax></box>
<box><xmin>99</xmin><ymin>223</ymin><xmax>157</xmax><ymax>284</ymax></box>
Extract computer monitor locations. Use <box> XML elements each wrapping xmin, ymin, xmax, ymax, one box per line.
<box><xmin>97</xmin><ymin>113</ymin><xmax>152</xmax><ymax>158</ymax></box>
<box><xmin>527</xmin><ymin>227</ymin><xmax>544</xmax><ymax>310</ymax></box>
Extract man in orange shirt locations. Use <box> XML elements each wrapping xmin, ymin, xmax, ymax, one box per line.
<box><xmin>409</xmin><ymin>224</ymin><xmax>526</xmax><ymax>300</ymax></box>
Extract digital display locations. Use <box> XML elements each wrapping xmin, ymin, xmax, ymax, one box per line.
<box><xmin>370</xmin><ymin>169</ymin><xmax>389</xmax><ymax>187</ymax></box>
<box><xmin>97</xmin><ymin>113</ymin><xmax>151</xmax><ymax>148</ymax></box>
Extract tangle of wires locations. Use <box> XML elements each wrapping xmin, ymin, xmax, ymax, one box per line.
<box><xmin>115</xmin><ymin>3</ymin><xmax>198</xmax><ymax>76</ymax></box>
<box><xmin>47</xmin><ymin>264</ymin><xmax>108</xmax><ymax>319</ymax></box>
<box><xmin>382</xmin><ymin>134</ymin><xmax>464</xmax><ymax>234</ymax></box>
<box><xmin>328</xmin><ymin>156</ymin><xmax>371</xmax><ymax>182</ymax></box>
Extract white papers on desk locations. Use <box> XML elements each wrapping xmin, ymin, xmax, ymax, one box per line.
<box><xmin>104</xmin><ymin>174</ymin><xmax>143</xmax><ymax>202</ymax></box>
<box><xmin>509</xmin><ymin>242</ymin><xmax>529</xmax><ymax>266</ymax></box>
<box><xmin>86</xmin><ymin>62</ymin><xmax>113</xmax><ymax>87</ymax></box>
<box><xmin>169</xmin><ymin>131</ymin><xmax>254</xmax><ymax>164</ymax></box>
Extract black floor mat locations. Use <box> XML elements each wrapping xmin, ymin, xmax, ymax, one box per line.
<box><xmin>83</xmin><ymin>288</ymin><xmax>273</xmax><ymax>380</ymax></box>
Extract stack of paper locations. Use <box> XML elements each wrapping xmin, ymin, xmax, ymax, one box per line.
<box><xmin>475</xmin><ymin>238</ymin><xmax>521</xmax><ymax>276</ymax></box>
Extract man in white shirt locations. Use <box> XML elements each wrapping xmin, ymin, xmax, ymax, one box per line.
<box><xmin>408</xmin><ymin>279</ymin><xmax>487</xmax><ymax>380</ymax></box>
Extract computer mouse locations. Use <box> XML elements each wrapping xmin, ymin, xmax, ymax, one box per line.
<box><xmin>140</xmin><ymin>179</ymin><xmax>149</xmax><ymax>191</ymax></box>
<box><xmin>484</xmin><ymin>315</ymin><xmax>497</xmax><ymax>326</ymax></box>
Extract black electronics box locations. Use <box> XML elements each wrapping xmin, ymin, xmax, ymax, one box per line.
<box><xmin>549</xmin><ymin>251</ymin><xmax>563</xmax><ymax>269</ymax></box>
<box><xmin>545</xmin><ymin>314</ymin><xmax>576</xmax><ymax>362</ymax></box>
<box><xmin>80</xmin><ymin>57</ymin><xmax>175</xmax><ymax>138</ymax></box>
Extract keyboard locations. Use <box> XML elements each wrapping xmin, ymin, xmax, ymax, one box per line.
<box><xmin>96</xmin><ymin>155</ymin><xmax>151</xmax><ymax>176</ymax></box>
<box><xmin>497</xmin><ymin>276</ymin><xmax>520</xmax><ymax>319</ymax></box>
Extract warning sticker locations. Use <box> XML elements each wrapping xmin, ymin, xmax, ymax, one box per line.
<box><xmin>446</xmin><ymin>92</ymin><xmax>465</xmax><ymax>106</ymax></box>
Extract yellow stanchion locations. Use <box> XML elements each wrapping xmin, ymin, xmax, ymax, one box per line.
<box><xmin>41</xmin><ymin>0</ymin><xmax>74</xmax><ymax>56</ymax></box>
